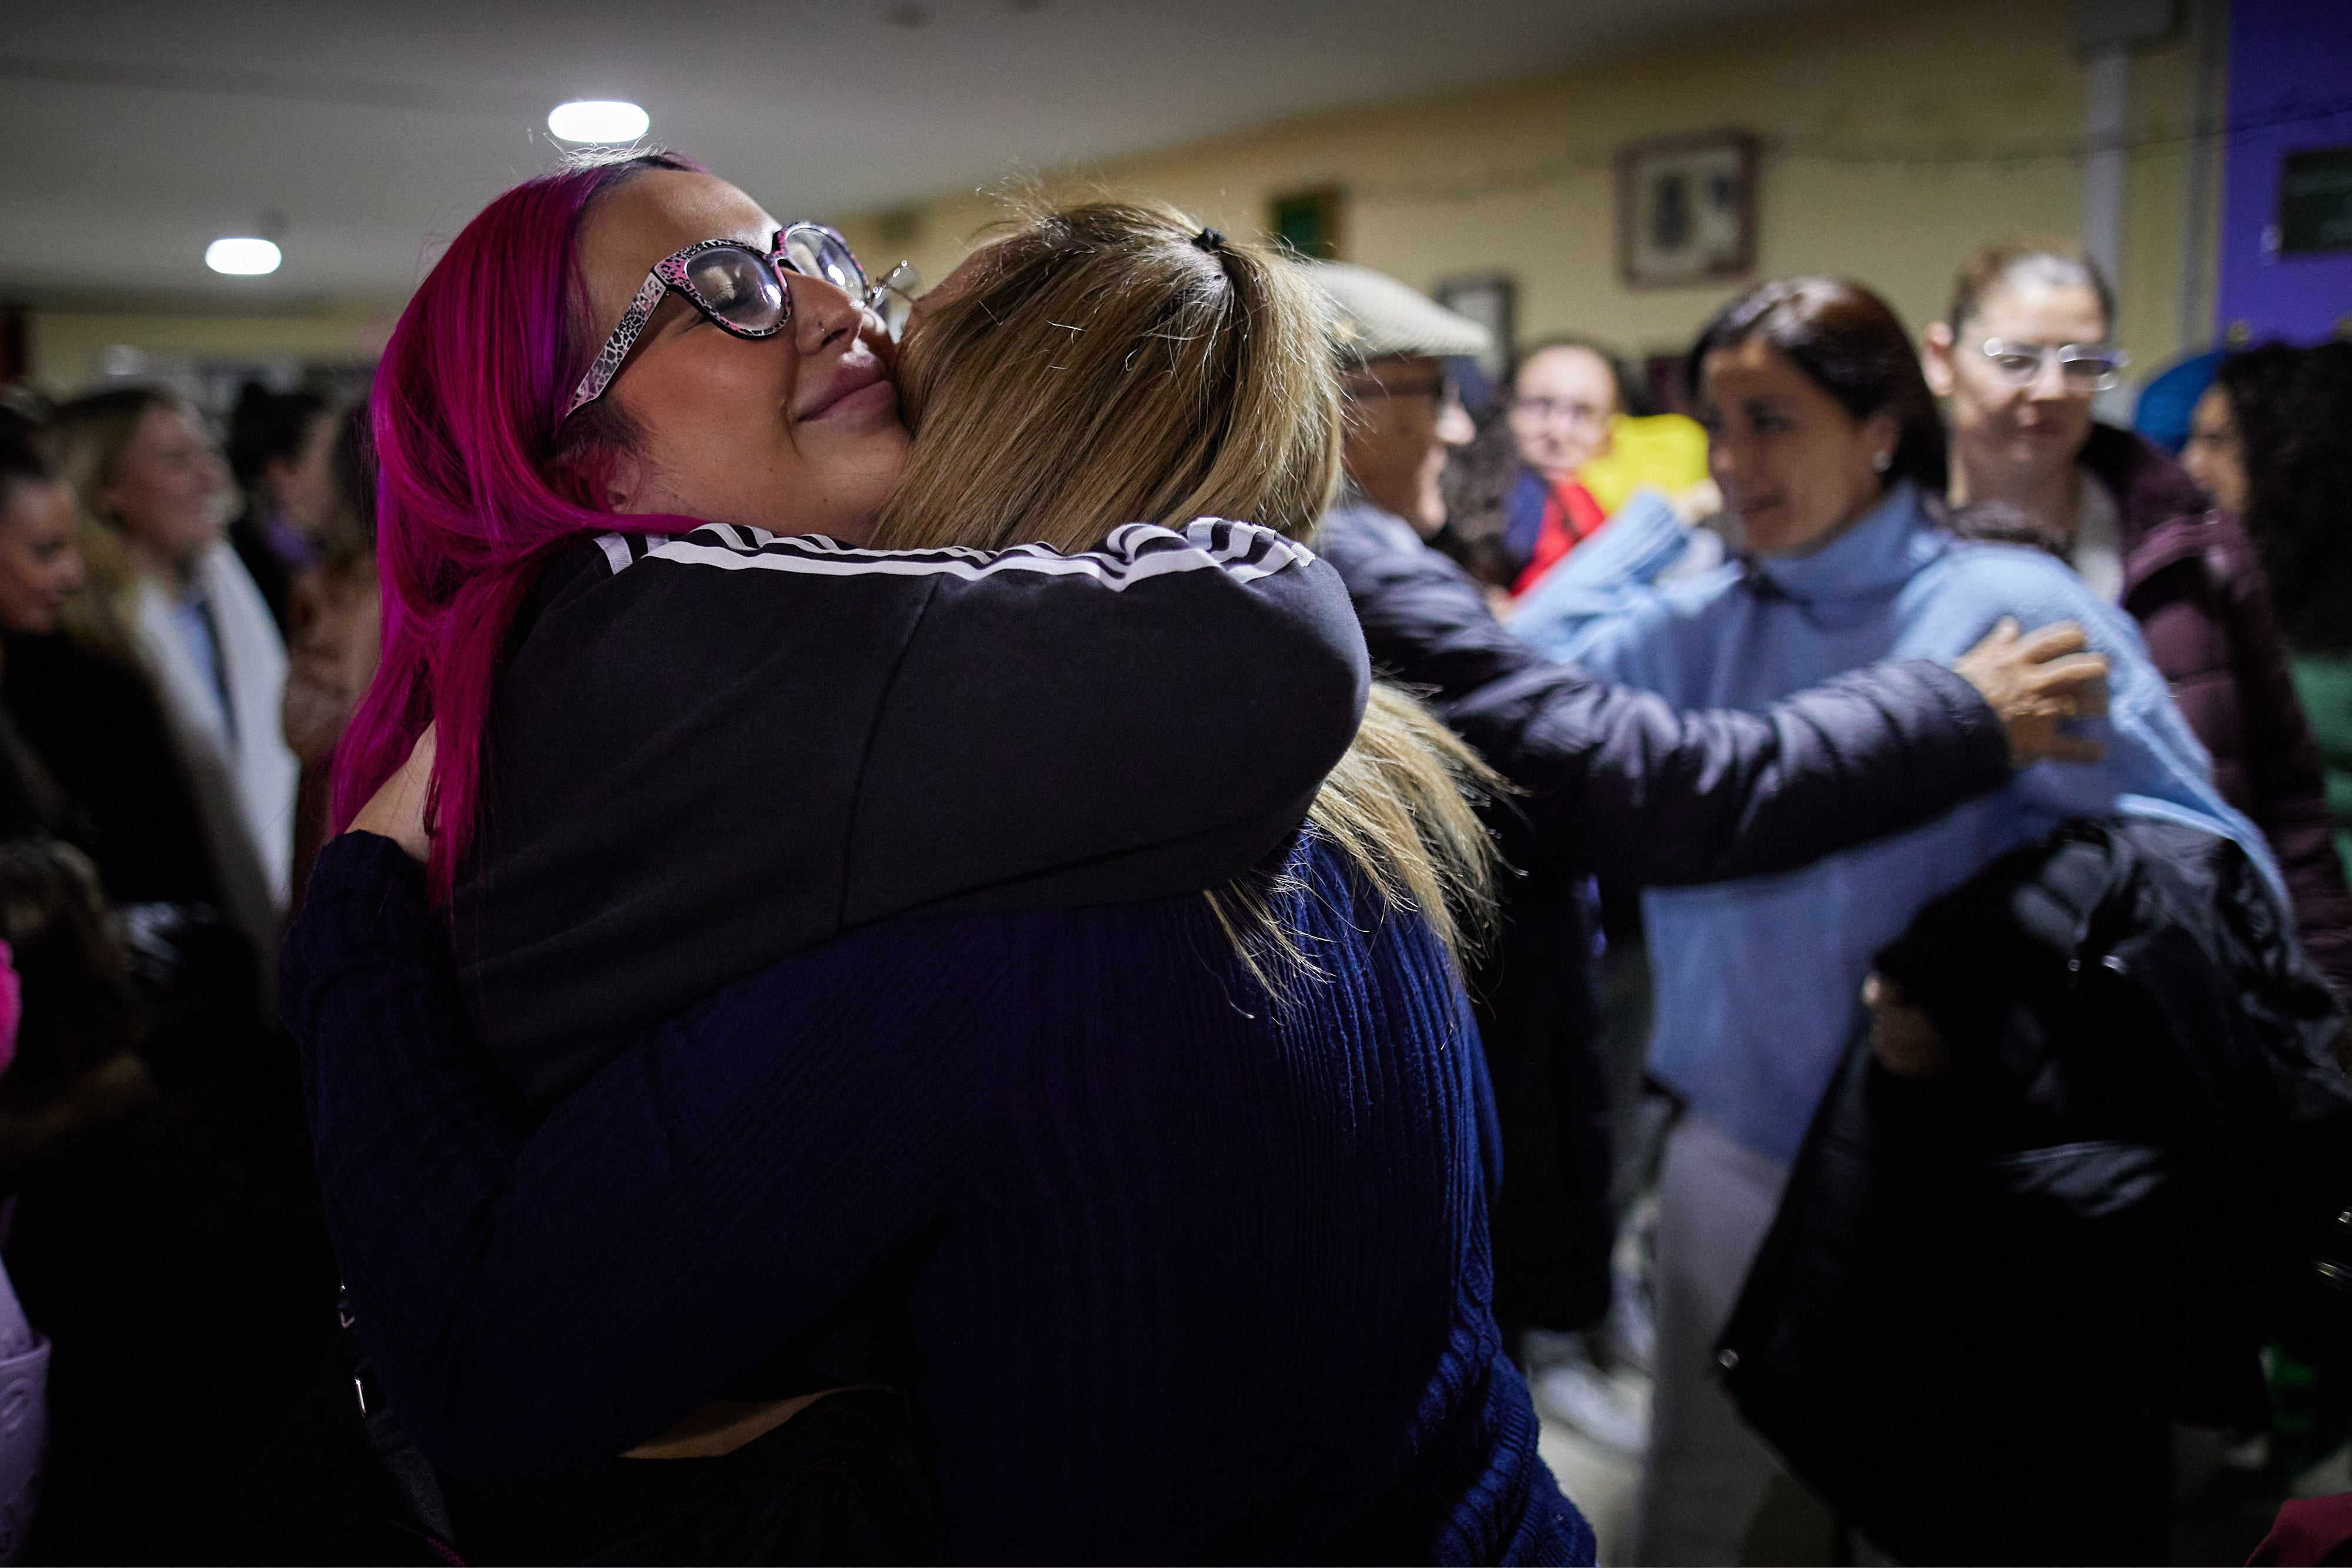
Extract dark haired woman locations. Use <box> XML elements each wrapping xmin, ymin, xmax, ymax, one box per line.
<box><xmin>225</xmin><ymin>383</ymin><xmax>333</xmax><ymax>633</ymax></box>
<box><xmin>2190</xmin><ymin>343</ymin><xmax>2352</xmax><ymax>885</ymax></box>
<box><xmin>279</xmin><ymin>398</ymin><xmax>379</xmax><ymax>915</ymax></box>
<box><xmin>0</xmin><ymin>413</ymin><xmax>220</xmax><ymax>909</ymax></box>
<box><xmin>1924</xmin><ymin>246</ymin><xmax>2352</xmax><ymax>997</ymax></box>
<box><xmin>1552</xmin><ymin>276</ymin><xmax>2268</xmax><ymax>1563</ymax></box>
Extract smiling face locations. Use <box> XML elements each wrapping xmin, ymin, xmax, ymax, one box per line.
<box><xmin>0</xmin><ymin>477</ymin><xmax>87</xmax><ymax>636</ymax></box>
<box><xmin>1509</xmin><ymin>344</ymin><xmax>1618</xmax><ymax>480</ymax></box>
<box><xmin>570</xmin><ymin>170</ymin><xmax>908</xmax><ymax>544</ymax></box>
<box><xmin>1698</xmin><ymin>335</ymin><xmax>1896</xmax><ymax>558</ymax></box>
<box><xmin>1926</xmin><ymin>276</ymin><xmax>2105</xmax><ymax>494</ymax></box>
<box><xmin>103</xmin><ymin>401</ymin><xmax>234</xmax><ymax>576</ymax></box>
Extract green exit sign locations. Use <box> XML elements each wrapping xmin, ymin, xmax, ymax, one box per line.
<box><xmin>2280</xmin><ymin>147</ymin><xmax>2352</xmax><ymax>255</ymax></box>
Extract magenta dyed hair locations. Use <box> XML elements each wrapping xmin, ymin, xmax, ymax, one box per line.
<box><xmin>333</xmin><ymin>151</ymin><xmax>702</xmax><ymax>901</ymax></box>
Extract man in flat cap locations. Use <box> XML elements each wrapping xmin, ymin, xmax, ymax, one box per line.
<box><xmin>1304</xmin><ymin>262</ymin><xmax>2112</xmax><ymax>1428</ymax></box>
<box><xmin>1312</xmin><ymin>262</ymin><xmax>1494</xmax><ymax>550</ymax></box>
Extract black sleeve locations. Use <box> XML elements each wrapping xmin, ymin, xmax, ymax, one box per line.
<box><xmin>458</xmin><ymin>522</ymin><xmax>1365</xmax><ymax>1105</ymax></box>
<box><xmin>844</xmin><ymin>520</ymin><xmax>1369</xmax><ymax>922</ymax></box>
<box><xmin>1321</xmin><ymin>522</ymin><xmax>2014</xmax><ymax>888</ymax></box>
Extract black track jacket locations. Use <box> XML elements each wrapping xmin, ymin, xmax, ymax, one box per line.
<box><xmin>454</xmin><ymin>519</ymin><xmax>1368</xmax><ymax>1107</ymax></box>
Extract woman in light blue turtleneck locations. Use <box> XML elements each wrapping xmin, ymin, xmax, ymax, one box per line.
<box><xmin>1556</xmin><ymin>279</ymin><xmax>2273</xmax><ymax>1566</ymax></box>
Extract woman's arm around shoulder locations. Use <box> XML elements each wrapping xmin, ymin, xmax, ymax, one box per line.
<box><xmin>841</xmin><ymin>519</ymin><xmax>1369</xmax><ymax>921</ymax></box>
<box><xmin>1321</xmin><ymin>533</ymin><xmax>2103</xmax><ymax>890</ymax></box>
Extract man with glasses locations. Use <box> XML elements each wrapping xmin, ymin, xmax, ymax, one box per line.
<box><xmin>1308</xmin><ymin>261</ymin><xmax>2114</xmax><ymax>1362</ymax></box>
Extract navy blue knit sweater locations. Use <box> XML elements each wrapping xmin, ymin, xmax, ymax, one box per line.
<box><xmin>285</xmin><ymin>831</ymin><xmax>1595</xmax><ymax>1565</ymax></box>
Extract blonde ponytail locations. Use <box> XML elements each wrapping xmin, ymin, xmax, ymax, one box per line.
<box><xmin>881</xmin><ymin>199</ymin><xmax>1498</xmax><ymax>977</ymax></box>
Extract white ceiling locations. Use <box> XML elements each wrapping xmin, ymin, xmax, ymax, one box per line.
<box><xmin>0</xmin><ymin>0</ymin><xmax>1802</xmax><ymax>307</ymax></box>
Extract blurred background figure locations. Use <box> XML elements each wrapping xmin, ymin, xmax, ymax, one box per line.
<box><xmin>0</xmin><ymin>397</ymin><xmax>339</xmax><ymax>1562</ymax></box>
<box><xmin>1927</xmin><ymin>244</ymin><xmax>2352</xmax><ymax>1001</ymax></box>
<box><xmin>0</xmin><ymin>938</ymin><xmax>51</xmax><ymax>1568</ymax></box>
<box><xmin>1442</xmin><ymin>338</ymin><xmax>1713</xmax><ymax>604</ymax></box>
<box><xmin>279</xmin><ymin>396</ymin><xmax>379</xmax><ymax>912</ymax></box>
<box><xmin>48</xmin><ymin>389</ymin><xmax>297</xmax><ymax>971</ymax></box>
<box><xmin>0</xmin><ymin>410</ymin><xmax>222</xmax><ymax>912</ymax></box>
<box><xmin>2193</xmin><ymin>342</ymin><xmax>2352</xmax><ymax>900</ymax></box>
<box><xmin>225</xmin><ymin>385</ymin><xmax>335</xmax><ymax>635</ymax></box>
<box><xmin>1317</xmin><ymin>260</ymin><xmax>1492</xmax><ymax>550</ymax></box>
<box><xmin>1501</xmin><ymin>341</ymin><xmax>1623</xmax><ymax>593</ymax></box>
<box><xmin>0</xmin><ymin>836</ymin><xmax>330</xmax><ymax>1563</ymax></box>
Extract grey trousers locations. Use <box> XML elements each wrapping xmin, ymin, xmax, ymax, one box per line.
<box><xmin>1626</xmin><ymin>1112</ymin><xmax>1790</xmax><ymax>1567</ymax></box>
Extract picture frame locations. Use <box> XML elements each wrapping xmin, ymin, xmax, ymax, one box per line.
<box><xmin>1269</xmin><ymin>188</ymin><xmax>1344</xmax><ymax>262</ymax></box>
<box><xmin>1616</xmin><ymin>131</ymin><xmax>1758</xmax><ymax>289</ymax></box>
<box><xmin>1432</xmin><ymin>274</ymin><xmax>1515</xmax><ymax>379</ymax></box>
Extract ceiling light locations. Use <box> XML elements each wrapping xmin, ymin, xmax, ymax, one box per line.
<box><xmin>205</xmin><ymin>237</ymin><xmax>281</xmax><ymax>276</ymax></box>
<box><xmin>548</xmin><ymin>100</ymin><xmax>650</xmax><ymax>143</ymax></box>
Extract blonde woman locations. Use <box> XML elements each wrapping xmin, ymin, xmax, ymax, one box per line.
<box><xmin>48</xmin><ymin>390</ymin><xmax>295</xmax><ymax>967</ymax></box>
<box><xmin>279</xmin><ymin>184</ymin><xmax>1590</xmax><ymax>1565</ymax></box>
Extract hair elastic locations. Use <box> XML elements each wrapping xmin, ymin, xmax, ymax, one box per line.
<box><xmin>1192</xmin><ymin>228</ymin><xmax>1226</xmax><ymax>253</ymax></box>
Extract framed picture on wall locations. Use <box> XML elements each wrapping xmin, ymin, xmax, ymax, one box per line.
<box><xmin>1616</xmin><ymin>131</ymin><xmax>1758</xmax><ymax>289</ymax></box>
<box><xmin>1432</xmin><ymin>274</ymin><xmax>1515</xmax><ymax>379</ymax></box>
<box><xmin>2278</xmin><ymin>146</ymin><xmax>2352</xmax><ymax>254</ymax></box>
<box><xmin>1270</xmin><ymin>188</ymin><xmax>1343</xmax><ymax>261</ymax></box>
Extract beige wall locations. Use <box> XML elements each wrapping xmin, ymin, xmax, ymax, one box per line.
<box><xmin>25</xmin><ymin>303</ymin><xmax>396</xmax><ymax>400</ymax></box>
<box><xmin>836</xmin><ymin>0</ymin><xmax>2207</xmax><ymax>388</ymax></box>
<box><xmin>24</xmin><ymin>0</ymin><xmax>2209</xmax><ymax>399</ymax></box>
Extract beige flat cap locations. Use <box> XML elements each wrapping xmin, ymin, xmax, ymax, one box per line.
<box><xmin>1309</xmin><ymin>260</ymin><xmax>1494</xmax><ymax>361</ymax></box>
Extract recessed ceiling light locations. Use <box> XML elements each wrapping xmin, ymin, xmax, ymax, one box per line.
<box><xmin>205</xmin><ymin>237</ymin><xmax>281</xmax><ymax>276</ymax></box>
<box><xmin>548</xmin><ymin>100</ymin><xmax>650</xmax><ymax>143</ymax></box>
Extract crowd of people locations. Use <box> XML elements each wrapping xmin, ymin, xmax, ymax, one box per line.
<box><xmin>0</xmin><ymin>143</ymin><xmax>2341</xmax><ymax>1566</ymax></box>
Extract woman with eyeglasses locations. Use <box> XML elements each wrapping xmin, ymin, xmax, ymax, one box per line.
<box><xmin>1925</xmin><ymin>245</ymin><xmax>2352</xmax><ymax>999</ymax></box>
<box><xmin>333</xmin><ymin>152</ymin><xmax>1363</xmax><ymax>1112</ymax></box>
<box><xmin>251</xmin><ymin>155</ymin><xmax>1595</xmax><ymax>1565</ymax></box>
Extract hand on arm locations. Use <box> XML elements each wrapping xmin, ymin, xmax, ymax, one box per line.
<box><xmin>1950</xmin><ymin>618</ymin><xmax>2109</xmax><ymax>767</ymax></box>
<box><xmin>1328</xmin><ymin>527</ymin><xmax>2112</xmax><ymax>891</ymax></box>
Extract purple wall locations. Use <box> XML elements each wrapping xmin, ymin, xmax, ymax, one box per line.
<box><xmin>2215</xmin><ymin>0</ymin><xmax>2352</xmax><ymax>343</ymax></box>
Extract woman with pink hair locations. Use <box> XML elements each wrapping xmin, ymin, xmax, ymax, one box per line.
<box><xmin>336</xmin><ymin>152</ymin><xmax>1365</xmax><ymax>1104</ymax></box>
<box><xmin>268</xmin><ymin>154</ymin><xmax>1459</xmax><ymax>1564</ymax></box>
